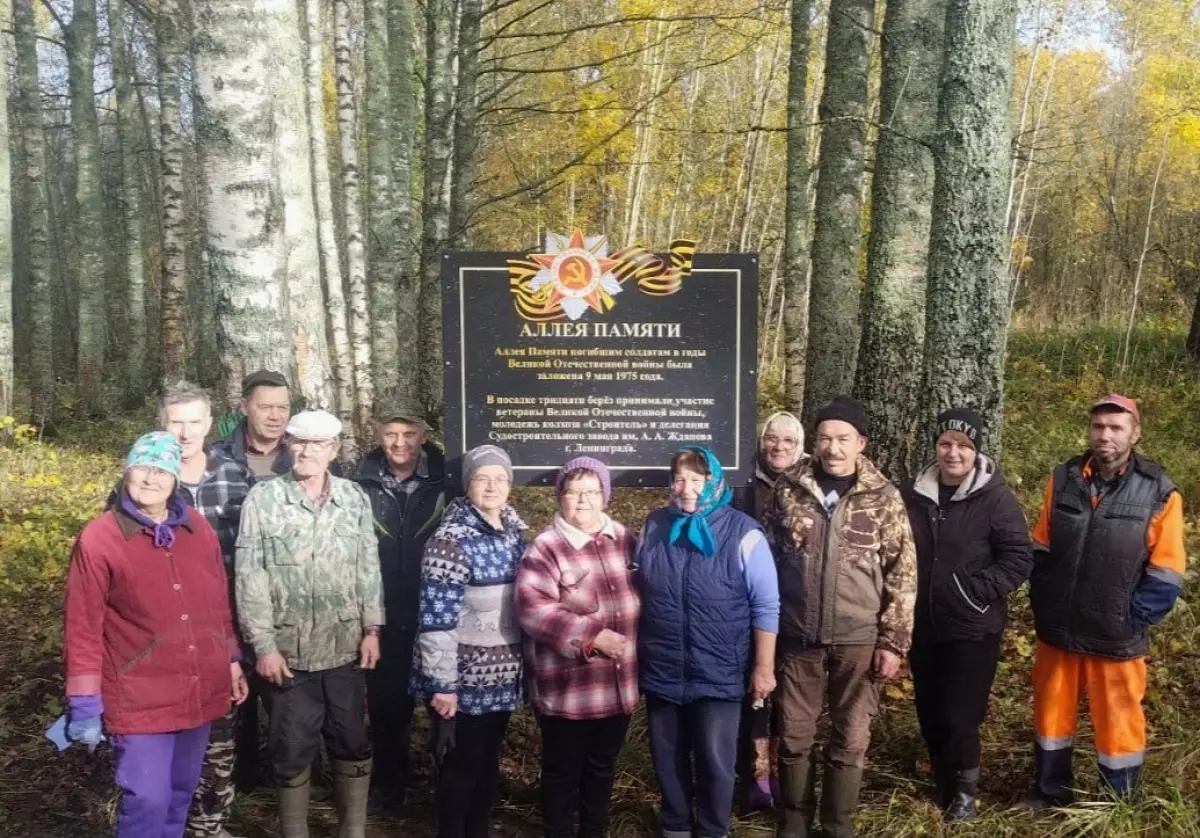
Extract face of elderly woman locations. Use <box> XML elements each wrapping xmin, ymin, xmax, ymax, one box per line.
<box><xmin>287</xmin><ymin>436</ymin><xmax>338</xmax><ymax>480</ymax></box>
<box><xmin>762</xmin><ymin>418</ymin><xmax>802</xmax><ymax>471</ymax></box>
<box><xmin>936</xmin><ymin>431</ymin><xmax>977</xmax><ymax>484</ymax></box>
<box><xmin>559</xmin><ymin>473</ymin><xmax>604</xmax><ymax>533</ymax></box>
<box><xmin>672</xmin><ymin>466</ymin><xmax>707</xmax><ymax>514</ymax></box>
<box><xmin>468</xmin><ymin>464</ymin><xmax>511</xmax><ymax>515</ymax></box>
<box><xmin>125</xmin><ymin>466</ymin><xmax>176</xmax><ymax>511</ymax></box>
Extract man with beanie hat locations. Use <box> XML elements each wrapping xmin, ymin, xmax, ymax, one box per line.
<box><xmin>762</xmin><ymin>397</ymin><xmax>916</xmax><ymax>838</ymax></box>
<box><xmin>902</xmin><ymin>408</ymin><xmax>1032</xmax><ymax>820</ymax></box>
<box><xmin>1019</xmin><ymin>395</ymin><xmax>1185</xmax><ymax>807</ymax></box>
<box><xmin>351</xmin><ymin>399</ymin><xmax>456</xmax><ymax>813</ymax></box>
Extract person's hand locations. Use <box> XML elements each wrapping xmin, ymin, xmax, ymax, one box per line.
<box><xmin>750</xmin><ymin>665</ymin><xmax>776</xmax><ymax>702</ymax></box>
<box><xmin>873</xmin><ymin>649</ymin><xmax>902</xmax><ymax>681</ymax></box>
<box><xmin>431</xmin><ymin>693</ymin><xmax>459</xmax><ymax>719</ymax></box>
<box><xmin>231</xmin><ymin>662</ymin><xmax>250</xmax><ymax>705</ymax></box>
<box><xmin>66</xmin><ymin>716</ymin><xmax>104</xmax><ymax>753</ymax></box>
<box><xmin>592</xmin><ymin>629</ymin><xmax>626</xmax><ymax>659</ymax></box>
<box><xmin>255</xmin><ymin>651</ymin><xmax>293</xmax><ymax>686</ymax></box>
<box><xmin>359</xmin><ymin>634</ymin><xmax>381</xmax><ymax>670</ymax></box>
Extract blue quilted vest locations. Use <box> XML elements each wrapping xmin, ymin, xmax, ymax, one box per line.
<box><xmin>636</xmin><ymin>505</ymin><xmax>758</xmax><ymax>703</ymax></box>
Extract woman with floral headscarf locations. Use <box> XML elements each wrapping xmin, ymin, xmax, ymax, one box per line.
<box><xmin>635</xmin><ymin>446</ymin><xmax>780</xmax><ymax>838</ymax></box>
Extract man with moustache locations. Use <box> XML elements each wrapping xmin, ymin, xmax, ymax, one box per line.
<box><xmin>1019</xmin><ymin>395</ymin><xmax>1185</xmax><ymax>807</ymax></box>
<box><xmin>762</xmin><ymin>396</ymin><xmax>916</xmax><ymax>838</ymax></box>
<box><xmin>351</xmin><ymin>400</ymin><xmax>454</xmax><ymax>812</ymax></box>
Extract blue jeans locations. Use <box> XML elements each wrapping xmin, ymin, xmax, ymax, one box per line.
<box><xmin>646</xmin><ymin>694</ymin><xmax>741</xmax><ymax>838</ymax></box>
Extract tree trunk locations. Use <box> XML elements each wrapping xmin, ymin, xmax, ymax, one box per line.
<box><xmin>0</xmin><ymin>24</ymin><xmax>12</xmax><ymax>420</ymax></box>
<box><xmin>389</xmin><ymin>0</ymin><xmax>420</xmax><ymax>402</ymax></box>
<box><xmin>18</xmin><ymin>0</ymin><xmax>56</xmax><ymax>426</ymax></box>
<box><xmin>802</xmin><ymin>0</ymin><xmax>877</xmax><ymax>425</ymax></box>
<box><xmin>448</xmin><ymin>0</ymin><xmax>483</xmax><ymax>248</ymax></box>
<box><xmin>68</xmin><ymin>0</ymin><xmax>107</xmax><ymax>415</ymax></box>
<box><xmin>334</xmin><ymin>0</ymin><xmax>376</xmax><ymax>437</ymax></box>
<box><xmin>853</xmin><ymin>0</ymin><xmax>945</xmax><ymax>480</ymax></box>
<box><xmin>1186</xmin><ymin>282</ymin><xmax>1200</xmax><ymax>362</ymax></box>
<box><xmin>110</xmin><ymin>0</ymin><xmax>148</xmax><ymax>404</ymax></box>
<box><xmin>782</xmin><ymin>0</ymin><xmax>815</xmax><ymax>414</ymax></box>
<box><xmin>923</xmin><ymin>0</ymin><xmax>1018</xmax><ymax>455</ymax></box>
<box><xmin>418</xmin><ymin>0</ymin><xmax>456</xmax><ymax>419</ymax></box>
<box><xmin>302</xmin><ymin>0</ymin><xmax>356</xmax><ymax>449</ymax></box>
<box><xmin>156</xmin><ymin>0</ymin><xmax>189</xmax><ymax>386</ymax></box>
<box><xmin>265</xmin><ymin>0</ymin><xmax>332</xmax><ymax>409</ymax></box>
<box><xmin>193</xmin><ymin>0</ymin><xmax>295</xmax><ymax>409</ymax></box>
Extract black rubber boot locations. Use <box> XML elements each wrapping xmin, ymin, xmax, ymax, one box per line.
<box><xmin>944</xmin><ymin>767</ymin><xmax>980</xmax><ymax>822</ymax></box>
<box><xmin>819</xmin><ymin>764</ymin><xmax>862</xmax><ymax>838</ymax></box>
<box><xmin>333</xmin><ymin>759</ymin><xmax>372</xmax><ymax>838</ymax></box>
<box><xmin>776</xmin><ymin>753</ymin><xmax>817</xmax><ymax>838</ymax></box>
<box><xmin>277</xmin><ymin>767</ymin><xmax>312</xmax><ymax>838</ymax></box>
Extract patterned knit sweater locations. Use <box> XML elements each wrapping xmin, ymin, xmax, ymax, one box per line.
<box><xmin>410</xmin><ymin>497</ymin><xmax>527</xmax><ymax>715</ymax></box>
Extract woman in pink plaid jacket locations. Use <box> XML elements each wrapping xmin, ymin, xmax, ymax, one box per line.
<box><xmin>516</xmin><ymin>456</ymin><xmax>640</xmax><ymax>838</ymax></box>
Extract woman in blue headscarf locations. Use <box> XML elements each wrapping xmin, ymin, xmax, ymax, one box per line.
<box><xmin>635</xmin><ymin>446</ymin><xmax>780</xmax><ymax>838</ymax></box>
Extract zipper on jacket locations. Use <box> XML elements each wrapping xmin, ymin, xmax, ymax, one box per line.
<box><xmin>928</xmin><ymin>502</ymin><xmax>942</xmax><ymax>631</ymax></box>
<box><xmin>817</xmin><ymin>504</ymin><xmax>833</xmax><ymax>644</ymax></box>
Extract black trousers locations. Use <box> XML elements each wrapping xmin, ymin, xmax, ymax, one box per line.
<box><xmin>366</xmin><ymin>626</ymin><xmax>417</xmax><ymax>789</ymax></box>
<box><xmin>909</xmin><ymin>632</ymin><xmax>1003</xmax><ymax>772</ymax></box>
<box><xmin>539</xmin><ymin>714</ymin><xmax>631</xmax><ymax>838</ymax></box>
<box><xmin>436</xmin><ymin>711</ymin><xmax>511</xmax><ymax>838</ymax></box>
<box><xmin>266</xmin><ymin>663</ymin><xmax>371</xmax><ymax>782</ymax></box>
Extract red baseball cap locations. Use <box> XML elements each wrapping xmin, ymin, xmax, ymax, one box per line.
<box><xmin>1090</xmin><ymin>393</ymin><xmax>1140</xmax><ymax>424</ymax></box>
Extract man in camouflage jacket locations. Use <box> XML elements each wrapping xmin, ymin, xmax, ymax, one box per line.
<box><xmin>761</xmin><ymin>397</ymin><xmax>916</xmax><ymax>838</ymax></box>
<box><xmin>236</xmin><ymin>410</ymin><xmax>383</xmax><ymax>838</ymax></box>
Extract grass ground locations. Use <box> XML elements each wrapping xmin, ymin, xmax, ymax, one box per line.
<box><xmin>2</xmin><ymin>325</ymin><xmax>1198</xmax><ymax>837</ymax></box>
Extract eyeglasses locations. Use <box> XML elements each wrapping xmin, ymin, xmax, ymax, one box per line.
<box><xmin>129</xmin><ymin>467</ymin><xmax>174</xmax><ymax>486</ymax></box>
<box><xmin>561</xmin><ymin>490</ymin><xmax>603</xmax><ymax>501</ymax></box>
<box><xmin>288</xmin><ymin>439</ymin><xmax>335</xmax><ymax>452</ymax></box>
<box><xmin>470</xmin><ymin>475</ymin><xmax>511</xmax><ymax>489</ymax></box>
<box><xmin>763</xmin><ymin>434</ymin><xmax>799</xmax><ymax>450</ymax></box>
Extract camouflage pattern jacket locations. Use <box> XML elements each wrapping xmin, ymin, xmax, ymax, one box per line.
<box><xmin>762</xmin><ymin>457</ymin><xmax>917</xmax><ymax>655</ymax></box>
<box><xmin>235</xmin><ymin>473</ymin><xmax>384</xmax><ymax>672</ymax></box>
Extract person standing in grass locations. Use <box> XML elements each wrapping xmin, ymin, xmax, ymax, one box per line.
<box><xmin>516</xmin><ymin>457</ymin><xmax>640</xmax><ymax>838</ymax></box>
<box><xmin>636</xmin><ymin>446</ymin><xmax>780</xmax><ymax>838</ymax></box>
<box><xmin>733</xmin><ymin>412</ymin><xmax>807</xmax><ymax>810</ymax></box>
<box><xmin>901</xmin><ymin>408</ymin><xmax>1033</xmax><ymax>821</ymax></box>
<box><xmin>64</xmin><ymin>431</ymin><xmax>249</xmax><ymax>838</ymax></box>
<box><xmin>1019</xmin><ymin>395</ymin><xmax>1185</xmax><ymax>807</ymax></box>
<box><xmin>762</xmin><ymin>396</ymin><xmax>916</xmax><ymax>838</ymax></box>
<box><xmin>411</xmin><ymin>445</ymin><xmax>527</xmax><ymax>838</ymax></box>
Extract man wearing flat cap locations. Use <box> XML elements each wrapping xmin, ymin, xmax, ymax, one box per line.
<box><xmin>1020</xmin><ymin>394</ymin><xmax>1185</xmax><ymax>807</ymax></box>
<box><xmin>761</xmin><ymin>396</ymin><xmax>916</xmax><ymax>838</ymax></box>
<box><xmin>236</xmin><ymin>410</ymin><xmax>384</xmax><ymax>838</ymax></box>
<box><xmin>350</xmin><ymin>399</ymin><xmax>456</xmax><ymax>812</ymax></box>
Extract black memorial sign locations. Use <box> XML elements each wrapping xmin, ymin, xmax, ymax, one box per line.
<box><xmin>442</xmin><ymin>250</ymin><xmax>758</xmax><ymax>486</ymax></box>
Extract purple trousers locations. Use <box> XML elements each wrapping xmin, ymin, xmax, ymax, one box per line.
<box><xmin>111</xmin><ymin>723</ymin><xmax>211</xmax><ymax>838</ymax></box>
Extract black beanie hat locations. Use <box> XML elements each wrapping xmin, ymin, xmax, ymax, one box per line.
<box><xmin>936</xmin><ymin>407</ymin><xmax>985</xmax><ymax>450</ymax></box>
<box><xmin>815</xmin><ymin>396</ymin><xmax>870</xmax><ymax>438</ymax></box>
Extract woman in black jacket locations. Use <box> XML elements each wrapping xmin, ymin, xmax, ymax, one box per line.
<box><xmin>901</xmin><ymin>408</ymin><xmax>1033</xmax><ymax>821</ymax></box>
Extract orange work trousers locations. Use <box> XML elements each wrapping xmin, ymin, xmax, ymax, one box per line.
<box><xmin>1032</xmin><ymin>640</ymin><xmax>1146</xmax><ymax>797</ymax></box>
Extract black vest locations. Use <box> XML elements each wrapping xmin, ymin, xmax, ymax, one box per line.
<box><xmin>1029</xmin><ymin>453</ymin><xmax>1174</xmax><ymax>660</ymax></box>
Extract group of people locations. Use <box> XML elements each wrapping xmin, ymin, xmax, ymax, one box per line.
<box><xmin>60</xmin><ymin>368</ymin><xmax>1186</xmax><ymax>838</ymax></box>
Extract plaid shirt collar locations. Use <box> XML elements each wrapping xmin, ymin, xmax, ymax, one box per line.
<box><xmin>551</xmin><ymin>513</ymin><xmax>617</xmax><ymax>550</ymax></box>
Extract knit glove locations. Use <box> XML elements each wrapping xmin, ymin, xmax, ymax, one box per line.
<box><xmin>67</xmin><ymin>695</ymin><xmax>106</xmax><ymax>753</ymax></box>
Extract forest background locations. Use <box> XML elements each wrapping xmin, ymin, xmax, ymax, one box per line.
<box><xmin>1</xmin><ymin>0</ymin><xmax>1199</xmax><ymax>836</ymax></box>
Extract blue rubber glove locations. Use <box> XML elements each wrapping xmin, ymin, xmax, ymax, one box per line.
<box><xmin>67</xmin><ymin>716</ymin><xmax>104</xmax><ymax>752</ymax></box>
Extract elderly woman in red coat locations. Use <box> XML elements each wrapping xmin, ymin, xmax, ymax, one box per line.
<box><xmin>63</xmin><ymin>431</ymin><xmax>248</xmax><ymax>838</ymax></box>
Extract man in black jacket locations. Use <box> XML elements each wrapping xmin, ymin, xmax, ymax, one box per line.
<box><xmin>352</xmin><ymin>400</ymin><xmax>455</xmax><ymax>811</ymax></box>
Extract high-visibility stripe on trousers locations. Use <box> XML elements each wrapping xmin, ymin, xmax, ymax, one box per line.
<box><xmin>1032</xmin><ymin>640</ymin><xmax>1146</xmax><ymax>799</ymax></box>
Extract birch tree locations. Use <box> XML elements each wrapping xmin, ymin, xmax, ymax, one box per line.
<box><xmin>802</xmin><ymin>0</ymin><xmax>877</xmax><ymax>424</ymax></box>
<box><xmin>67</xmin><ymin>0</ymin><xmax>107</xmax><ymax>414</ymax></box>
<box><xmin>0</xmin><ymin>20</ymin><xmax>12</xmax><ymax>419</ymax></box>
<box><xmin>157</xmin><ymin>0</ymin><xmax>189</xmax><ymax>384</ymax></box>
<box><xmin>448</xmin><ymin>0</ymin><xmax>483</xmax><ymax>247</ymax></box>
<box><xmin>389</xmin><ymin>0</ymin><xmax>420</xmax><ymax>400</ymax></box>
<box><xmin>854</xmin><ymin>0</ymin><xmax>946</xmax><ymax>478</ymax></box>
<box><xmin>782</xmin><ymin>0</ymin><xmax>814</xmax><ymax>411</ymax></box>
<box><xmin>193</xmin><ymin>0</ymin><xmax>295</xmax><ymax>408</ymax></box>
<box><xmin>923</xmin><ymin>0</ymin><xmax>1018</xmax><ymax>454</ymax></box>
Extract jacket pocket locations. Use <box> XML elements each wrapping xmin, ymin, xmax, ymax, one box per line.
<box><xmin>267</xmin><ymin>534</ymin><xmax>302</xmax><ymax>566</ymax></box>
<box><xmin>558</xmin><ymin>569</ymin><xmax>600</xmax><ymax>615</ymax></box>
<box><xmin>274</xmin><ymin>615</ymin><xmax>299</xmax><ymax>661</ymax></box>
<box><xmin>334</xmin><ymin>606</ymin><xmax>362</xmax><ymax>657</ymax></box>
<box><xmin>952</xmin><ymin>572</ymin><xmax>990</xmax><ymax>615</ymax></box>
<box><xmin>117</xmin><ymin>636</ymin><xmax>163</xmax><ymax>675</ymax></box>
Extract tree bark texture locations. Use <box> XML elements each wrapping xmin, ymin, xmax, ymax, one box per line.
<box><xmin>388</xmin><ymin>0</ymin><xmax>420</xmax><ymax>403</ymax></box>
<box><xmin>68</xmin><ymin>0</ymin><xmax>107</xmax><ymax>414</ymax></box>
<box><xmin>334</xmin><ymin>0</ymin><xmax>376</xmax><ymax>435</ymax></box>
<box><xmin>0</xmin><ymin>22</ymin><xmax>12</xmax><ymax>419</ymax></box>
<box><xmin>783</xmin><ymin>0</ymin><xmax>814</xmax><ymax>413</ymax></box>
<box><xmin>923</xmin><ymin>0</ymin><xmax>1017</xmax><ymax>455</ymax></box>
<box><xmin>448</xmin><ymin>0</ymin><xmax>483</xmax><ymax>248</ymax></box>
<box><xmin>194</xmin><ymin>0</ymin><xmax>295</xmax><ymax>409</ymax></box>
<box><xmin>157</xmin><ymin>0</ymin><xmax>189</xmax><ymax>386</ymax></box>
<box><xmin>14</xmin><ymin>0</ymin><xmax>54</xmax><ymax>423</ymax></box>
<box><xmin>854</xmin><ymin>0</ymin><xmax>945</xmax><ymax>479</ymax></box>
<box><xmin>802</xmin><ymin>0</ymin><xmax>877</xmax><ymax>426</ymax></box>
<box><xmin>111</xmin><ymin>0</ymin><xmax>148</xmax><ymax>403</ymax></box>
<box><xmin>418</xmin><ymin>0</ymin><xmax>456</xmax><ymax>419</ymax></box>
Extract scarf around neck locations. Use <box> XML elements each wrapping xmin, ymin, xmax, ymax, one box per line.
<box><xmin>119</xmin><ymin>489</ymin><xmax>190</xmax><ymax>549</ymax></box>
<box><xmin>667</xmin><ymin>447</ymin><xmax>732</xmax><ymax>556</ymax></box>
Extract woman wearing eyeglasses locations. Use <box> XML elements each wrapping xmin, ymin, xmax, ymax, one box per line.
<box><xmin>516</xmin><ymin>457</ymin><xmax>640</xmax><ymax>838</ymax></box>
<box><xmin>411</xmin><ymin>444</ymin><xmax>528</xmax><ymax>838</ymax></box>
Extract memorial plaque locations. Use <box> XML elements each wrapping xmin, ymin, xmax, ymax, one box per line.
<box><xmin>442</xmin><ymin>231</ymin><xmax>758</xmax><ymax>487</ymax></box>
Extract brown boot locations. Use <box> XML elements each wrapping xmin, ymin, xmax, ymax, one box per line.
<box><xmin>333</xmin><ymin>759</ymin><xmax>372</xmax><ymax>838</ymax></box>
<box><xmin>277</xmin><ymin>767</ymin><xmax>311</xmax><ymax>838</ymax></box>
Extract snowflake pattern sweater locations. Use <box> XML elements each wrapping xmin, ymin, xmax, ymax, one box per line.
<box><xmin>411</xmin><ymin>497</ymin><xmax>527</xmax><ymax>715</ymax></box>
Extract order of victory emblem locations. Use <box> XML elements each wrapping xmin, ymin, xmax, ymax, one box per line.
<box><xmin>507</xmin><ymin>229</ymin><xmax>696</xmax><ymax>323</ymax></box>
